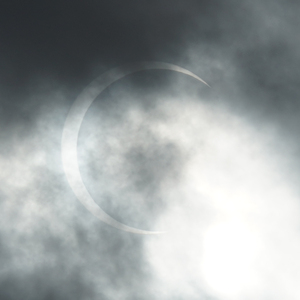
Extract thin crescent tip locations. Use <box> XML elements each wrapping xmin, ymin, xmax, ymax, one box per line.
<box><xmin>196</xmin><ymin>77</ymin><xmax>211</xmax><ymax>88</ymax></box>
<box><xmin>138</xmin><ymin>231</ymin><xmax>167</xmax><ymax>235</ymax></box>
<box><xmin>150</xmin><ymin>230</ymin><xmax>167</xmax><ymax>235</ymax></box>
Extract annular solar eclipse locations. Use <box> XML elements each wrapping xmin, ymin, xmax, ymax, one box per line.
<box><xmin>62</xmin><ymin>61</ymin><xmax>209</xmax><ymax>234</ymax></box>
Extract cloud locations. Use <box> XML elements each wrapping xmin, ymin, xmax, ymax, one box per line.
<box><xmin>0</xmin><ymin>0</ymin><xmax>300</xmax><ymax>299</ymax></box>
<box><xmin>144</xmin><ymin>98</ymin><xmax>300</xmax><ymax>300</ymax></box>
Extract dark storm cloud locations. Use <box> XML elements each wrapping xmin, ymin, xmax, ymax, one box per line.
<box><xmin>1</xmin><ymin>0</ymin><xmax>300</xmax><ymax>300</ymax></box>
<box><xmin>0</xmin><ymin>0</ymin><xmax>221</xmax><ymax>89</ymax></box>
<box><xmin>0</xmin><ymin>0</ymin><xmax>261</xmax><ymax>99</ymax></box>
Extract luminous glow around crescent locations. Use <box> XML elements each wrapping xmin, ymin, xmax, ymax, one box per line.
<box><xmin>61</xmin><ymin>61</ymin><xmax>209</xmax><ymax>234</ymax></box>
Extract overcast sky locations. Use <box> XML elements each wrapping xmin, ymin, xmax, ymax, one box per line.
<box><xmin>1</xmin><ymin>1</ymin><xmax>300</xmax><ymax>300</ymax></box>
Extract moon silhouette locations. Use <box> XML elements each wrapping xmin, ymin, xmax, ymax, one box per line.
<box><xmin>61</xmin><ymin>61</ymin><xmax>209</xmax><ymax>234</ymax></box>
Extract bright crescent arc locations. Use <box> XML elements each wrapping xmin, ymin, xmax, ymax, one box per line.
<box><xmin>61</xmin><ymin>61</ymin><xmax>209</xmax><ymax>234</ymax></box>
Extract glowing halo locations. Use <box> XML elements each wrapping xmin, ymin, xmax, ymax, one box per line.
<box><xmin>61</xmin><ymin>61</ymin><xmax>209</xmax><ymax>234</ymax></box>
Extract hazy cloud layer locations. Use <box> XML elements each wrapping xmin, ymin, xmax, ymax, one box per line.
<box><xmin>1</xmin><ymin>1</ymin><xmax>300</xmax><ymax>300</ymax></box>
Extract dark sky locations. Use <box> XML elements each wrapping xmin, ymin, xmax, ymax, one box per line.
<box><xmin>1</xmin><ymin>1</ymin><xmax>300</xmax><ymax>300</ymax></box>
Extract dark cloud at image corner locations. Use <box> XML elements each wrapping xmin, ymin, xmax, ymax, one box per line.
<box><xmin>0</xmin><ymin>0</ymin><xmax>251</xmax><ymax>91</ymax></box>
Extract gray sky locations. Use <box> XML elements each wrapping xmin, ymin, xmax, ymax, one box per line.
<box><xmin>1</xmin><ymin>1</ymin><xmax>300</xmax><ymax>299</ymax></box>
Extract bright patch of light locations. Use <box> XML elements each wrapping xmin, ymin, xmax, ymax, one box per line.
<box><xmin>144</xmin><ymin>97</ymin><xmax>300</xmax><ymax>300</ymax></box>
<box><xmin>201</xmin><ymin>220</ymin><xmax>261</xmax><ymax>298</ymax></box>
